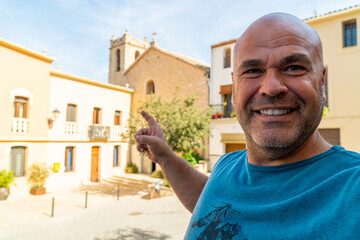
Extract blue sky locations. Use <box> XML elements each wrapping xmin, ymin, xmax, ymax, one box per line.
<box><xmin>1</xmin><ymin>0</ymin><xmax>359</xmax><ymax>83</ymax></box>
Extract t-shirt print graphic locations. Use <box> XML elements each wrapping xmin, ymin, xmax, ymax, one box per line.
<box><xmin>191</xmin><ymin>203</ymin><xmax>247</xmax><ymax>240</ymax></box>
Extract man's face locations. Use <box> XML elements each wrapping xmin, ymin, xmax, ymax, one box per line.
<box><xmin>232</xmin><ymin>21</ymin><xmax>326</xmax><ymax>159</ymax></box>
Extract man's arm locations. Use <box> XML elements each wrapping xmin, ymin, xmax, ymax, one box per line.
<box><xmin>135</xmin><ymin>111</ymin><xmax>208</xmax><ymax>212</ymax></box>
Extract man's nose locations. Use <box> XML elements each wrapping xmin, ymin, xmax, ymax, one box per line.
<box><xmin>258</xmin><ymin>69</ymin><xmax>288</xmax><ymax>96</ymax></box>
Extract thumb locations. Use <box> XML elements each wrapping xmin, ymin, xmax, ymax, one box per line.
<box><xmin>137</xmin><ymin>135</ymin><xmax>158</xmax><ymax>146</ymax></box>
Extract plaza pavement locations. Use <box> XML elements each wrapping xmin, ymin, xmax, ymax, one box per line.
<box><xmin>0</xmin><ymin>174</ymin><xmax>191</xmax><ymax>240</ymax></box>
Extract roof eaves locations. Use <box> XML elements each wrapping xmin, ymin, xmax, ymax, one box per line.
<box><xmin>211</xmin><ymin>38</ymin><xmax>238</xmax><ymax>48</ymax></box>
<box><xmin>50</xmin><ymin>71</ymin><xmax>134</xmax><ymax>93</ymax></box>
<box><xmin>0</xmin><ymin>38</ymin><xmax>55</xmax><ymax>63</ymax></box>
<box><xmin>304</xmin><ymin>5</ymin><xmax>360</xmax><ymax>24</ymax></box>
<box><xmin>124</xmin><ymin>46</ymin><xmax>210</xmax><ymax>75</ymax></box>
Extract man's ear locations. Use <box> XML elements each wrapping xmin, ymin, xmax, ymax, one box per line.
<box><xmin>321</xmin><ymin>65</ymin><xmax>327</xmax><ymax>101</ymax></box>
<box><xmin>231</xmin><ymin>72</ymin><xmax>235</xmax><ymax>106</ymax></box>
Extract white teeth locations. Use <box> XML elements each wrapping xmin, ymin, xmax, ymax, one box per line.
<box><xmin>259</xmin><ymin>109</ymin><xmax>290</xmax><ymax>115</ymax></box>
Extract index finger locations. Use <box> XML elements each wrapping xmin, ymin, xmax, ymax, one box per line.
<box><xmin>141</xmin><ymin>111</ymin><xmax>159</xmax><ymax>127</ymax></box>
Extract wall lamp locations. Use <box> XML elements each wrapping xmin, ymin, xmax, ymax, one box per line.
<box><xmin>48</xmin><ymin>108</ymin><xmax>60</xmax><ymax>127</ymax></box>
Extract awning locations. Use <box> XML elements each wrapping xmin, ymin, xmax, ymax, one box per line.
<box><xmin>219</xmin><ymin>84</ymin><xmax>233</xmax><ymax>95</ymax></box>
<box><xmin>220</xmin><ymin>133</ymin><xmax>246</xmax><ymax>143</ymax></box>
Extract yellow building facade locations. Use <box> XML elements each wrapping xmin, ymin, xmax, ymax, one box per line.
<box><xmin>306</xmin><ymin>5</ymin><xmax>360</xmax><ymax>152</ymax></box>
<box><xmin>0</xmin><ymin>38</ymin><xmax>133</xmax><ymax>189</ymax></box>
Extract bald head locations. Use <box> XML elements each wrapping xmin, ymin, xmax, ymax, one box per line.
<box><xmin>234</xmin><ymin>13</ymin><xmax>324</xmax><ymax>72</ymax></box>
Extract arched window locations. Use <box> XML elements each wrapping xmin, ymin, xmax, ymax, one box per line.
<box><xmin>223</xmin><ymin>48</ymin><xmax>231</xmax><ymax>68</ymax></box>
<box><xmin>135</xmin><ymin>51</ymin><xmax>140</xmax><ymax>60</ymax></box>
<box><xmin>116</xmin><ymin>49</ymin><xmax>120</xmax><ymax>71</ymax></box>
<box><xmin>146</xmin><ymin>80</ymin><xmax>155</xmax><ymax>94</ymax></box>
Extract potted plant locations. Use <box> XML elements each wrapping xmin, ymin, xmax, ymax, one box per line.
<box><xmin>27</xmin><ymin>161</ymin><xmax>50</xmax><ymax>195</ymax></box>
<box><xmin>0</xmin><ymin>170</ymin><xmax>15</xmax><ymax>200</ymax></box>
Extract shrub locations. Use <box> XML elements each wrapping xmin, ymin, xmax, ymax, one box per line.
<box><xmin>0</xmin><ymin>170</ymin><xmax>14</xmax><ymax>189</ymax></box>
<box><xmin>183</xmin><ymin>151</ymin><xmax>202</xmax><ymax>166</ymax></box>
<box><xmin>152</xmin><ymin>170</ymin><xmax>163</xmax><ymax>178</ymax></box>
<box><xmin>27</xmin><ymin>162</ymin><xmax>50</xmax><ymax>189</ymax></box>
<box><xmin>125</xmin><ymin>163</ymin><xmax>138</xmax><ymax>173</ymax></box>
<box><xmin>163</xmin><ymin>178</ymin><xmax>170</xmax><ymax>188</ymax></box>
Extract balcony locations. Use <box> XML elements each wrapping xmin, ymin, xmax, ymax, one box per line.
<box><xmin>12</xmin><ymin>118</ymin><xmax>29</xmax><ymax>134</ymax></box>
<box><xmin>211</xmin><ymin>104</ymin><xmax>235</xmax><ymax>119</ymax></box>
<box><xmin>65</xmin><ymin>122</ymin><xmax>78</xmax><ymax>134</ymax></box>
<box><xmin>112</xmin><ymin>125</ymin><xmax>123</xmax><ymax>136</ymax></box>
<box><xmin>88</xmin><ymin>125</ymin><xmax>110</xmax><ymax>140</ymax></box>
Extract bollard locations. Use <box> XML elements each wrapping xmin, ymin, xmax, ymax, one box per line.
<box><xmin>155</xmin><ymin>180</ymin><xmax>161</xmax><ymax>199</ymax></box>
<box><xmin>117</xmin><ymin>185</ymin><xmax>120</xmax><ymax>201</ymax></box>
<box><xmin>51</xmin><ymin>197</ymin><xmax>55</xmax><ymax>217</ymax></box>
<box><xmin>85</xmin><ymin>191</ymin><xmax>88</xmax><ymax>209</ymax></box>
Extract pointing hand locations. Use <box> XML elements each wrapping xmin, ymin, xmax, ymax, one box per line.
<box><xmin>135</xmin><ymin>111</ymin><xmax>173</xmax><ymax>166</ymax></box>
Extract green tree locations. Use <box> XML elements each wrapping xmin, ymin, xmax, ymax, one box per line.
<box><xmin>123</xmin><ymin>92</ymin><xmax>212</xmax><ymax>165</ymax></box>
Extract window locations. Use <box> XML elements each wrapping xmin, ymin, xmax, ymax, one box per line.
<box><xmin>219</xmin><ymin>84</ymin><xmax>233</xmax><ymax>117</ymax></box>
<box><xmin>135</xmin><ymin>50</ymin><xmax>140</xmax><ymax>60</ymax></box>
<box><xmin>116</xmin><ymin>49</ymin><xmax>120</xmax><ymax>71</ymax></box>
<box><xmin>66</xmin><ymin>104</ymin><xmax>77</xmax><ymax>122</ymax></box>
<box><xmin>10</xmin><ymin>146</ymin><xmax>26</xmax><ymax>176</ymax></box>
<box><xmin>223</xmin><ymin>93</ymin><xmax>233</xmax><ymax>117</ymax></box>
<box><xmin>14</xmin><ymin>97</ymin><xmax>28</xmax><ymax>118</ymax></box>
<box><xmin>343</xmin><ymin>20</ymin><xmax>357</xmax><ymax>47</ymax></box>
<box><xmin>146</xmin><ymin>80</ymin><xmax>155</xmax><ymax>94</ymax></box>
<box><xmin>114</xmin><ymin>110</ymin><xmax>122</xmax><ymax>125</ymax></box>
<box><xmin>223</xmin><ymin>48</ymin><xmax>231</xmax><ymax>68</ymax></box>
<box><xmin>93</xmin><ymin>108</ymin><xmax>102</xmax><ymax>124</ymax></box>
<box><xmin>318</xmin><ymin>129</ymin><xmax>340</xmax><ymax>145</ymax></box>
<box><xmin>65</xmin><ymin>147</ymin><xmax>75</xmax><ymax>172</ymax></box>
<box><xmin>113</xmin><ymin>145</ymin><xmax>121</xmax><ymax>167</ymax></box>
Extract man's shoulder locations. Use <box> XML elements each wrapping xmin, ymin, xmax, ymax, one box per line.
<box><xmin>222</xmin><ymin>149</ymin><xmax>247</xmax><ymax>159</ymax></box>
<box><xmin>331</xmin><ymin>145</ymin><xmax>360</xmax><ymax>160</ymax></box>
<box><xmin>218</xmin><ymin>149</ymin><xmax>247</xmax><ymax>164</ymax></box>
<box><xmin>211</xmin><ymin>150</ymin><xmax>247</xmax><ymax>175</ymax></box>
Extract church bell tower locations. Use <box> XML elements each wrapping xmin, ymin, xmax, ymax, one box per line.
<box><xmin>108</xmin><ymin>30</ymin><xmax>149</xmax><ymax>86</ymax></box>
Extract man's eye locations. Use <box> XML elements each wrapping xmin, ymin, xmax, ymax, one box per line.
<box><xmin>284</xmin><ymin>65</ymin><xmax>306</xmax><ymax>75</ymax></box>
<box><xmin>242</xmin><ymin>69</ymin><xmax>263</xmax><ymax>78</ymax></box>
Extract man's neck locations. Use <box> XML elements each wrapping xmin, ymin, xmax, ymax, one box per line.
<box><xmin>247</xmin><ymin>131</ymin><xmax>332</xmax><ymax>166</ymax></box>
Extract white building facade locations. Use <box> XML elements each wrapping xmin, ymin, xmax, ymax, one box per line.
<box><xmin>209</xmin><ymin>39</ymin><xmax>246</xmax><ymax>170</ymax></box>
<box><xmin>47</xmin><ymin>72</ymin><xmax>133</xmax><ymax>186</ymax></box>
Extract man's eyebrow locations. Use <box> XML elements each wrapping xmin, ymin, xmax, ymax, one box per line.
<box><xmin>236</xmin><ymin>59</ymin><xmax>263</xmax><ymax>73</ymax></box>
<box><xmin>280</xmin><ymin>54</ymin><xmax>313</xmax><ymax>67</ymax></box>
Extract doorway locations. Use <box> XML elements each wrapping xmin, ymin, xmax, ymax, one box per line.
<box><xmin>152</xmin><ymin>161</ymin><xmax>156</xmax><ymax>172</ymax></box>
<box><xmin>10</xmin><ymin>147</ymin><xmax>26</xmax><ymax>176</ymax></box>
<box><xmin>225</xmin><ymin>143</ymin><xmax>246</xmax><ymax>153</ymax></box>
<box><xmin>91</xmin><ymin>146</ymin><xmax>100</xmax><ymax>182</ymax></box>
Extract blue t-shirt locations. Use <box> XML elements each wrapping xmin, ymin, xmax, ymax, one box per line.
<box><xmin>185</xmin><ymin>146</ymin><xmax>360</xmax><ymax>239</ymax></box>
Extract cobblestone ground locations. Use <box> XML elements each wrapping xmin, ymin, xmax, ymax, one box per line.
<box><xmin>0</xmin><ymin>175</ymin><xmax>191</xmax><ymax>240</ymax></box>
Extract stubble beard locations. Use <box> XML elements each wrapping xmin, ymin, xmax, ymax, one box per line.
<box><xmin>235</xmin><ymin>92</ymin><xmax>324</xmax><ymax>160</ymax></box>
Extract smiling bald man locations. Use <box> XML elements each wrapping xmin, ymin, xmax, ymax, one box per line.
<box><xmin>136</xmin><ymin>13</ymin><xmax>360</xmax><ymax>239</ymax></box>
